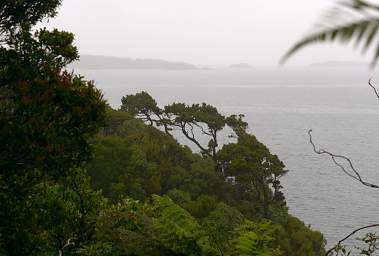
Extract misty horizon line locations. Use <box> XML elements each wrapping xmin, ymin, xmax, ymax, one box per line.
<box><xmin>72</xmin><ymin>54</ymin><xmax>370</xmax><ymax>70</ymax></box>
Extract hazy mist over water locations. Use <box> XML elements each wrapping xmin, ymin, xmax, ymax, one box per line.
<box><xmin>77</xmin><ymin>67</ymin><xmax>379</xmax><ymax>246</ymax></box>
<box><xmin>46</xmin><ymin>0</ymin><xmax>374</xmax><ymax>66</ymax></box>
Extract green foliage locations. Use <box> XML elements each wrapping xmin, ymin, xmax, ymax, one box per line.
<box><xmin>0</xmin><ymin>1</ymin><xmax>106</xmax><ymax>255</ymax></box>
<box><xmin>91</xmin><ymin>195</ymin><xmax>219</xmax><ymax>256</ymax></box>
<box><xmin>282</xmin><ymin>0</ymin><xmax>379</xmax><ymax>66</ymax></box>
<box><xmin>0</xmin><ymin>0</ymin><xmax>62</xmax><ymax>33</ymax></box>
<box><xmin>0</xmin><ymin>168</ymin><xmax>106</xmax><ymax>255</ymax></box>
<box><xmin>230</xmin><ymin>220</ymin><xmax>283</xmax><ymax>256</ymax></box>
<box><xmin>203</xmin><ymin>202</ymin><xmax>245</xmax><ymax>252</ymax></box>
<box><xmin>35</xmin><ymin>168</ymin><xmax>107</xmax><ymax>254</ymax></box>
<box><xmin>0</xmin><ymin>17</ymin><xmax>106</xmax><ymax>178</ymax></box>
<box><xmin>121</xmin><ymin>93</ymin><xmax>227</xmax><ymax>159</ymax></box>
<box><xmin>87</xmin><ymin>135</ymin><xmax>134</xmax><ymax>199</ymax></box>
<box><xmin>102</xmin><ymin>106</ymin><xmax>133</xmax><ymax>135</ymax></box>
<box><xmin>119</xmin><ymin>92</ymin><xmax>287</xmax><ymax>218</ymax></box>
<box><xmin>166</xmin><ymin>188</ymin><xmax>192</xmax><ymax>204</ymax></box>
<box><xmin>1</xmin><ymin>69</ymin><xmax>105</xmax><ymax>177</ymax></box>
<box><xmin>165</xmin><ymin>102</ymin><xmax>226</xmax><ymax>132</ymax></box>
<box><xmin>0</xmin><ymin>1</ymin><xmax>329</xmax><ymax>253</ymax></box>
<box><xmin>327</xmin><ymin>232</ymin><xmax>379</xmax><ymax>256</ymax></box>
<box><xmin>282</xmin><ymin>215</ymin><xmax>325</xmax><ymax>256</ymax></box>
<box><xmin>121</xmin><ymin>91</ymin><xmax>171</xmax><ymax>133</ymax></box>
<box><xmin>164</xmin><ymin>102</ymin><xmax>226</xmax><ymax>159</ymax></box>
<box><xmin>183</xmin><ymin>195</ymin><xmax>219</xmax><ymax>219</ymax></box>
<box><xmin>92</xmin><ymin>197</ymin><xmax>164</xmax><ymax>255</ymax></box>
<box><xmin>121</xmin><ymin>91</ymin><xmax>160</xmax><ymax>119</ymax></box>
<box><xmin>91</xmin><ymin>98</ymin><xmax>326</xmax><ymax>256</ymax></box>
<box><xmin>182</xmin><ymin>159</ymin><xmax>227</xmax><ymax>200</ymax></box>
<box><xmin>217</xmin><ymin>132</ymin><xmax>287</xmax><ymax>218</ymax></box>
<box><xmin>355</xmin><ymin>233</ymin><xmax>379</xmax><ymax>255</ymax></box>
<box><xmin>226</xmin><ymin>114</ymin><xmax>249</xmax><ymax>137</ymax></box>
<box><xmin>88</xmin><ymin>111</ymin><xmax>196</xmax><ymax>200</ymax></box>
<box><xmin>76</xmin><ymin>242</ymin><xmax>114</xmax><ymax>256</ymax></box>
<box><xmin>152</xmin><ymin>195</ymin><xmax>219</xmax><ymax>255</ymax></box>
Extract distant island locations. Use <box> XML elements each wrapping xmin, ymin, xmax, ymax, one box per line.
<box><xmin>230</xmin><ymin>63</ymin><xmax>251</xmax><ymax>68</ymax></box>
<box><xmin>310</xmin><ymin>61</ymin><xmax>368</xmax><ymax>68</ymax></box>
<box><xmin>71</xmin><ymin>55</ymin><xmax>198</xmax><ymax>70</ymax></box>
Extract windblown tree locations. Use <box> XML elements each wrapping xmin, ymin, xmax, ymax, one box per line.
<box><xmin>164</xmin><ymin>102</ymin><xmax>226</xmax><ymax>162</ymax></box>
<box><xmin>282</xmin><ymin>0</ymin><xmax>379</xmax><ymax>254</ymax></box>
<box><xmin>121</xmin><ymin>92</ymin><xmax>288</xmax><ymax>219</ymax></box>
<box><xmin>121</xmin><ymin>92</ymin><xmax>227</xmax><ymax>162</ymax></box>
<box><xmin>121</xmin><ymin>91</ymin><xmax>170</xmax><ymax>133</ymax></box>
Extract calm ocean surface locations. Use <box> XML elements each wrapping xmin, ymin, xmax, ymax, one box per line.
<box><xmin>78</xmin><ymin>67</ymin><xmax>379</xmax><ymax>247</ymax></box>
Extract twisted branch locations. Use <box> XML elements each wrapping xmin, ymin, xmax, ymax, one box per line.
<box><xmin>309</xmin><ymin>129</ymin><xmax>379</xmax><ymax>255</ymax></box>
<box><xmin>308</xmin><ymin>129</ymin><xmax>379</xmax><ymax>189</ymax></box>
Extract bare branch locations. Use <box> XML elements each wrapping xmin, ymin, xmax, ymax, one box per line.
<box><xmin>59</xmin><ymin>238</ymin><xmax>74</xmax><ymax>256</ymax></box>
<box><xmin>309</xmin><ymin>78</ymin><xmax>379</xmax><ymax>255</ymax></box>
<box><xmin>177</xmin><ymin>122</ymin><xmax>212</xmax><ymax>157</ymax></box>
<box><xmin>188</xmin><ymin>123</ymin><xmax>196</xmax><ymax>139</ymax></box>
<box><xmin>368</xmin><ymin>78</ymin><xmax>379</xmax><ymax>99</ymax></box>
<box><xmin>193</xmin><ymin>122</ymin><xmax>212</xmax><ymax>136</ymax></box>
<box><xmin>326</xmin><ymin>224</ymin><xmax>379</xmax><ymax>256</ymax></box>
<box><xmin>308</xmin><ymin>129</ymin><xmax>379</xmax><ymax>189</ymax></box>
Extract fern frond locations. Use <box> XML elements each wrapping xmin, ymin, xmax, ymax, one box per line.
<box><xmin>151</xmin><ymin>195</ymin><xmax>219</xmax><ymax>255</ymax></box>
<box><xmin>230</xmin><ymin>220</ymin><xmax>283</xmax><ymax>256</ymax></box>
<box><xmin>234</xmin><ymin>231</ymin><xmax>281</xmax><ymax>256</ymax></box>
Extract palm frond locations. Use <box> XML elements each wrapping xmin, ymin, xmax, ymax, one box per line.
<box><xmin>281</xmin><ymin>0</ymin><xmax>379</xmax><ymax>66</ymax></box>
<box><xmin>341</xmin><ymin>0</ymin><xmax>379</xmax><ymax>12</ymax></box>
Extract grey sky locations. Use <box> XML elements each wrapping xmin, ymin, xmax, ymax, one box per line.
<box><xmin>45</xmin><ymin>0</ymin><xmax>372</xmax><ymax>66</ymax></box>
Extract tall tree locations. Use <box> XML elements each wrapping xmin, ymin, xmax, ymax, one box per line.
<box><xmin>0</xmin><ymin>0</ymin><xmax>106</xmax><ymax>254</ymax></box>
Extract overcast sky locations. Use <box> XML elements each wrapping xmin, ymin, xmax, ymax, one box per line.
<box><xmin>44</xmin><ymin>0</ymin><xmax>373</xmax><ymax>66</ymax></box>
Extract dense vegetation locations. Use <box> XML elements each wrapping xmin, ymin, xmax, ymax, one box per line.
<box><xmin>84</xmin><ymin>101</ymin><xmax>326</xmax><ymax>256</ymax></box>
<box><xmin>0</xmin><ymin>0</ymin><xmax>326</xmax><ymax>255</ymax></box>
